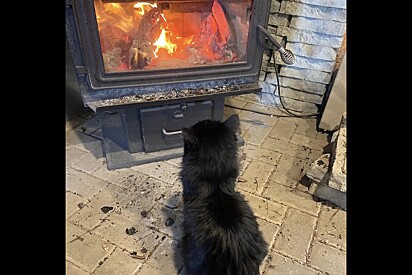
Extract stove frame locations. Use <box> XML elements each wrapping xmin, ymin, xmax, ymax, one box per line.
<box><xmin>65</xmin><ymin>0</ymin><xmax>272</xmax><ymax>169</ymax></box>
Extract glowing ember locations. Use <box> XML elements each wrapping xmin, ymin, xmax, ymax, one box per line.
<box><xmin>153</xmin><ymin>29</ymin><xmax>177</xmax><ymax>57</ymax></box>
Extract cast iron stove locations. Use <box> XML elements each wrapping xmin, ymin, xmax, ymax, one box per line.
<box><xmin>66</xmin><ymin>0</ymin><xmax>272</xmax><ymax>169</ymax></box>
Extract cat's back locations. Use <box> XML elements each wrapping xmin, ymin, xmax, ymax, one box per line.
<box><xmin>182</xmin><ymin>189</ymin><xmax>268</xmax><ymax>275</ymax></box>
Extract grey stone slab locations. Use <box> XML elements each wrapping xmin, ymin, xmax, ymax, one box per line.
<box><xmin>238</xmin><ymin>109</ymin><xmax>278</xmax><ymax>127</ymax></box>
<box><xmin>66</xmin><ymin>223</ymin><xmax>115</xmax><ymax>273</ymax></box>
<box><xmin>258</xmin><ymin>91</ymin><xmax>280</xmax><ymax>107</ymax></box>
<box><xmin>266</xmin><ymin>251</ymin><xmax>318</xmax><ymax>275</ymax></box>
<box><xmin>243</xmin><ymin>123</ymin><xmax>272</xmax><ymax>146</ymax></box>
<box><xmin>141</xmin><ymin>203</ymin><xmax>184</xmax><ymax>241</ymax></box>
<box><xmin>270</xmin><ymin>0</ymin><xmax>281</xmax><ymax>12</ymax></box>
<box><xmin>236</xmin><ymin>93</ymin><xmax>262</xmax><ymax>103</ymax></box>
<box><xmin>275</xmin><ymin>86</ymin><xmax>324</xmax><ymax>104</ymax></box>
<box><xmin>225</xmin><ymin>96</ymin><xmax>248</xmax><ymax>109</ymax></box>
<box><xmin>166</xmin><ymin>157</ymin><xmax>182</xmax><ymax>168</ymax></box>
<box><xmin>329</xmin><ymin>118</ymin><xmax>346</xmax><ymax>192</ymax></box>
<box><xmin>268</xmin><ymin>119</ymin><xmax>297</xmax><ymax>141</ymax></box>
<box><xmin>72</xmin><ymin>150</ymin><xmax>105</xmax><ymax>174</ymax></box>
<box><xmin>280</xmin><ymin>66</ymin><xmax>332</xmax><ymax>84</ymax></box>
<box><xmin>277</xmin><ymin>26</ymin><xmax>344</xmax><ymax>48</ymax></box>
<box><xmin>316</xmin><ymin>130</ymin><xmax>330</xmax><ymax>143</ymax></box>
<box><xmin>257</xmin><ymin>218</ymin><xmax>280</xmax><ymax>248</ymax></box>
<box><xmin>66</xmin><ymin>146</ymin><xmax>89</xmax><ymax>168</ymax></box>
<box><xmin>131</xmin><ymin>161</ymin><xmax>180</xmax><ymax>184</ymax></box>
<box><xmin>93</xmin><ymin>247</ymin><xmax>142</xmax><ymax>275</ymax></box>
<box><xmin>237</xmin><ymin>160</ymin><xmax>275</xmax><ymax>195</ymax></box>
<box><xmin>68</xmin><ymin>183</ymin><xmax>130</xmax><ymax>230</ymax></box>
<box><xmin>66</xmin><ymin>117</ymin><xmax>87</xmax><ymax>132</ymax></box>
<box><xmin>119</xmin><ymin>176</ymin><xmax>179</xmax><ymax>219</ymax></box>
<box><xmin>268</xmin><ymin>14</ymin><xmax>290</xmax><ymax>26</ymax></box>
<box><xmin>308</xmin><ymin>178</ymin><xmax>346</xmax><ymax>210</ymax></box>
<box><xmin>92</xmin><ymin>165</ymin><xmax>149</xmax><ymax>188</ymax></box>
<box><xmin>241</xmin><ymin>143</ymin><xmax>282</xmax><ymax>165</ymax></box>
<box><xmin>119</xmin><ymin>224</ymin><xmax>166</xmax><ymax>256</ymax></box>
<box><xmin>66</xmin><ymin>130</ymin><xmax>102</xmax><ymax>153</ymax></box>
<box><xmin>269</xmin><ymin>75</ymin><xmax>328</xmax><ymax>95</ymax></box>
<box><xmin>275</xmin><ymin>52</ymin><xmax>336</xmax><ymax>73</ymax></box>
<box><xmin>306</xmin><ymin>153</ymin><xmax>330</xmax><ymax>182</ymax></box>
<box><xmin>66</xmin><ymin>191</ymin><xmax>88</xmax><ymax>219</ymax></box>
<box><xmin>258</xmin><ymin>218</ymin><xmax>280</xmax><ymax>273</ymax></box>
<box><xmin>223</xmin><ymin>106</ymin><xmax>242</xmax><ymax>120</ymax></box>
<box><xmin>286</xmin><ymin>42</ymin><xmax>337</xmax><ymax>61</ymax></box>
<box><xmin>66</xmin><ymin>168</ymin><xmax>108</xmax><ymax>198</ymax></box>
<box><xmin>66</xmin><ymin>261</ymin><xmax>89</xmax><ymax>275</ymax></box>
<box><xmin>244</xmin><ymin>101</ymin><xmax>285</xmax><ymax>116</ymax></box>
<box><xmin>66</xmin><ymin>222</ymin><xmax>88</xmax><ymax>243</ymax></box>
<box><xmin>136</xmin><ymin>265</ymin><xmax>166</xmax><ymax>275</ymax></box>
<box><xmin>239</xmin><ymin>191</ymin><xmax>287</xmax><ymax>224</ymax></box>
<box><xmin>75</xmin><ymin>116</ymin><xmax>101</xmax><ymax>136</ymax></box>
<box><xmin>104</xmin><ymin>144</ymin><xmax>183</xmax><ymax>171</ymax></box>
<box><xmin>309</xmin><ymin>241</ymin><xmax>346</xmax><ymax>275</ymax></box>
<box><xmin>92</xmin><ymin>212</ymin><xmax>135</xmax><ymax>245</ymax></box>
<box><xmin>307</xmin><ymin>149</ymin><xmax>325</xmax><ymax>164</ymax></box>
<box><xmin>290</xmin><ymin>132</ymin><xmax>328</xmax><ymax>151</ymax></box>
<box><xmin>290</xmin><ymin>17</ymin><xmax>346</xmax><ymax>36</ymax></box>
<box><xmin>281</xmin><ymin>1</ymin><xmax>346</xmax><ymax>22</ymax></box>
<box><xmin>268</xmin><ymin>154</ymin><xmax>307</xmax><ymax>188</ymax></box>
<box><xmin>316</xmin><ymin>205</ymin><xmax>346</xmax><ymax>250</ymax></box>
<box><xmin>140</xmin><ymin>237</ymin><xmax>183</xmax><ymax>275</ymax></box>
<box><xmin>263</xmin><ymin>181</ymin><xmax>321</xmax><ymax>216</ymax></box>
<box><xmin>279</xmin><ymin>97</ymin><xmax>319</xmax><ymax>114</ymax></box>
<box><xmin>261</xmin><ymin>137</ymin><xmax>310</xmax><ymax>160</ymax></box>
<box><xmin>274</xmin><ymin>209</ymin><xmax>317</xmax><ymax>261</ymax></box>
<box><xmin>290</xmin><ymin>0</ymin><xmax>346</xmax><ymax>9</ymax></box>
<box><xmin>293</xmin><ymin>117</ymin><xmax>320</xmax><ymax>138</ymax></box>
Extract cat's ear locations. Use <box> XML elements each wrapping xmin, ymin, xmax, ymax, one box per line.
<box><xmin>182</xmin><ymin>127</ymin><xmax>196</xmax><ymax>143</ymax></box>
<box><xmin>224</xmin><ymin>114</ymin><xmax>239</xmax><ymax>132</ymax></box>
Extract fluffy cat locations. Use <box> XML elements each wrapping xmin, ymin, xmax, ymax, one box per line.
<box><xmin>180</xmin><ymin>114</ymin><xmax>268</xmax><ymax>275</ymax></box>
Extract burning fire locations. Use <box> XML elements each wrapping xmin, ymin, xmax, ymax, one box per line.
<box><xmin>133</xmin><ymin>2</ymin><xmax>157</xmax><ymax>16</ymax></box>
<box><xmin>95</xmin><ymin>0</ymin><xmax>238</xmax><ymax>72</ymax></box>
<box><xmin>153</xmin><ymin>29</ymin><xmax>177</xmax><ymax>57</ymax></box>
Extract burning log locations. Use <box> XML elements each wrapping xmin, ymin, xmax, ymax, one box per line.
<box><xmin>129</xmin><ymin>7</ymin><xmax>165</xmax><ymax>70</ymax></box>
<box><xmin>190</xmin><ymin>0</ymin><xmax>234</xmax><ymax>62</ymax></box>
<box><xmin>211</xmin><ymin>0</ymin><xmax>230</xmax><ymax>45</ymax></box>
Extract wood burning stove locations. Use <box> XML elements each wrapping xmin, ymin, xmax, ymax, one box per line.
<box><xmin>66</xmin><ymin>0</ymin><xmax>271</xmax><ymax>170</ymax></box>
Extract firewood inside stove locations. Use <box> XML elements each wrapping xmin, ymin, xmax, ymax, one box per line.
<box><xmin>129</xmin><ymin>7</ymin><xmax>165</xmax><ymax>70</ymax></box>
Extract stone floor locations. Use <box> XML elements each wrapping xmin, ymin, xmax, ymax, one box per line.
<box><xmin>66</xmin><ymin>94</ymin><xmax>346</xmax><ymax>275</ymax></box>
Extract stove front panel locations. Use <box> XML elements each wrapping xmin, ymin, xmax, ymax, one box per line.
<box><xmin>68</xmin><ymin>0</ymin><xmax>270</xmax><ymax>95</ymax></box>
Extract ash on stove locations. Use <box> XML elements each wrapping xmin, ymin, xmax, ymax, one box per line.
<box><xmin>89</xmin><ymin>83</ymin><xmax>253</xmax><ymax>109</ymax></box>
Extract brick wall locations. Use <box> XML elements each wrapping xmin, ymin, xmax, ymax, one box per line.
<box><xmin>259</xmin><ymin>0</ymin><xmax>346</xmax><ymax>114</ymax></box>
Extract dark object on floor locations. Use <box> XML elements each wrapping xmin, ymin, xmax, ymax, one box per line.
<box><xmin>165</xmin><ymin>217</ymin><xmax>175</xmax><ymax>227</ymax></box>
<box><xmin>140</xmin><ymin>247</ymin><xmax>148</xmax><ymax>253</ymax></box>
<box><xmin>180</xmin><ymin>114</ymin><xmax>268</xmax><ymax>275</ymax></box>
<box><xmin>130</xmin><ymin>251</ymin><xmax>146</xmax><ymax>260</ymax></box>
<box><xmin>101</xmin><ymin>206</ymin><xmax>114</xmax><ymax>214</ymax></box>
<box><xmin>125</xmin><ymin>227</ymin><xmax>137</xmax><ymax>235</ymax></box>
<box><xmin>141</xmin><ymin>210</ymin><xmax>148</xmax><ymax>218</ymax></box>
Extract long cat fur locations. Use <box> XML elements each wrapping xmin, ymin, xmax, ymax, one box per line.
<box><xmin>180</xmin><ymin>114</ymin><xmax>268</xmax><ymax>275</ymax></box>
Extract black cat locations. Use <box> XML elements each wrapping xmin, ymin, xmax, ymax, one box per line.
<box><xmin>180</xmin><ymin>114</ymin><xmax>268</xmax><ymax>275</ymax></box>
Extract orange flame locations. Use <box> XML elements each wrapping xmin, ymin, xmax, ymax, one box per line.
<box><xmin>133</xmin><ymin>2</ymin><xmax>157</xmax><ymax>16</ymax></box>
<box><xmin>95</xmin><ymin>3</ymin><xmax>135</xmax><ymax>33</ymax></box>
<box><xmin>153</xmin><ymin>29</ymin><xmax>177</xmax><ymax>57</ymax></box>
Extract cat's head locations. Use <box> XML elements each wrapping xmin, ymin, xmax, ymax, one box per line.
<box><xmin>181</xmin><ymin>114</ymin><xmax>239</xmax><ymax>156</ymax></box>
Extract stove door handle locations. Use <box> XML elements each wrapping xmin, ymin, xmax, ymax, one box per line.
<box><xmin>162</xmin><ymin>129</ymin><xmax>182</xmax><ymax>136</ymax></box>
